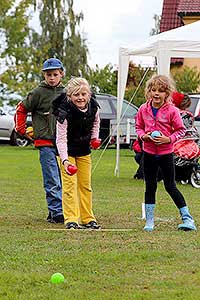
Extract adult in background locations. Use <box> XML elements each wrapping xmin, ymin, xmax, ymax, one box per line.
<box><xmin>171</xmin><ymin>91</ymin><xmax>200</xmax><ymax>182</ymax></box>
<box><xmin>172</xmin><ymin>91</ymin><xmax>199</xmax><ymax>139</ymax></box>
<box><xmin>15</xmin><ymin>58</ymin><xmax>64</xmax><ymax>224</ymax></box>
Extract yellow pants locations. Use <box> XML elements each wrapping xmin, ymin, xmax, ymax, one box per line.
<box><xmin>60</xmin><ymin>154</ymin><xmax>96</xmax><ymax>225</ymax></box>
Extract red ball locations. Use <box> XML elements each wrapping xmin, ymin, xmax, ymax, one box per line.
<box><xmin>67</xmin><ymin>165</ymin><xmax>78</xmax><ymax>175</ymax></box>
<box><xmin>91</xmin><ymin>139</ymin><xmax>101</xmax><ymax>149</ymax></box>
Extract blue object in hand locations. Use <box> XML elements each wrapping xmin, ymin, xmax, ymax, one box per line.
<box><xmin>151</xmin><ymin>130</ymin><xmax>161</xmax><ymax>138</ymax></box>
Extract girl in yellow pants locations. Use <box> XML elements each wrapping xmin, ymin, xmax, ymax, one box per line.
<box><xmin>53</xmin><ymin>77</ymin><xmax>101</xmax><ymax>229</ymax></box>
<box><xmin>61</xmin><ymin>155</ymin><xmax>97</xmax><ymax>227</ymax></box>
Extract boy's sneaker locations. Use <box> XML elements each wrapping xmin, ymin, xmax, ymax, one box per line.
<box><xmin>47</xmin><ymin>212</ymin><xmax>52</xmax><ymax>222</ymax></box>
<box><xmin>81</xmin><ymin>221</ymin><xmax>101</xmax><ymax>230</ymax></box>
<box><xmin>66</xmin><ymin>222</ymin><xmax>81</xmax><ymax>229</ymax></box>
<box><xmin>53</xmin><ymin>214</ymin><xmax>64</xmax><ymax>224</ymax></box>
<box><xmin>47</xmin><ymin>213</ymin><xmax>64</xmax><ymax>224</ymax></box>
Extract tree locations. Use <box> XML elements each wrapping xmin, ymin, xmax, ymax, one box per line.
<box><xmin>172</xmin><ymin>66</ymin><xmax>200</xmax><ymax>93</ymax></box>
<box><xmin>64</xmin><ymin>0</ymin><xmax>89</xmax><ymax>77</ymax></box>
<box><xmin>150</xmin><ymin>14</ymin><xmax>160</xmax><ymax>36</ymax></box>
<box><xmin>125</xmin><ymin>62</ymin><xmax>155</xmax><ymax>107</ymax></box>
<box><xmin>0</xmin><ymin>0</ymin><xmax>88</xmax><ymax>100</ymax></box>
<box><xmin>0</xmin><ymin>0</ymin><xmax>41</xmax><ymax>97</ymax></box>
<box><xmin>87</xmin><ymin>62</ymin><xmax>155</xmax><ymax>107</ymax></box>
<box><xmin>37</xmin><ymin>0</ymin><xmax>89</xmax><ymax>78</ymax></box>
<box><xmin>87</xmin><ymin>64</ymin><xmax>117</xmax><ymax>95</ymax></box>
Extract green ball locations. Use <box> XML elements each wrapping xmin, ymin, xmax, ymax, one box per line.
<box><xmin>50</xmin><ymin>272</ymin><xmax>65</xmax><ymax>284</ymax></box>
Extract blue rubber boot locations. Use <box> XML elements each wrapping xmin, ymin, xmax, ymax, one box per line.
<box><xmin>144</xmin><ymin>204</ymin><xmax>155</xmax><ymax>231</ymax></box>
<box><xmin>178</xmin><ymin>206</ymin><xmax>197</xmax><ymax>231</ymax></box>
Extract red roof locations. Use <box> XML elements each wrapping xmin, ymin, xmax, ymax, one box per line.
<box><xmin>160</xmin><ymin>0</ymin><xmax>200</xmax><ymax>31</ymax></box>
<box><xmin>177</xmin><ymin>0</ymin><xmax>200</xmax><ymax>15</ymax></box>
<box><xmin>160</xmin><ymin>0</ymin><xmax>184</xmax><ymax>64</ymax></box>
<box><xmin>160</xmin><ymin>0</ymin><xmax>200</xmax><ymax>64</ymax></box>
<box><xmin>160</xmin><ymin>0</ymin><xmax>183</xmax><ymax>32</ymax></box>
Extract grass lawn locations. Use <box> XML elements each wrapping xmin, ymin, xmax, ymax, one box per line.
<box><xmin>0</xmin><ymin>145</ymin><xmax>200</xmax><ymax>300</ymax></box>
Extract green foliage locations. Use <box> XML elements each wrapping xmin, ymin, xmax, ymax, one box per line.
<box><xmin>37</xmin><ymin>0</ymin><xmax>89</xmax><ymax>77</ymax></box>
<box><xmin>87</xmin><ymin>64</ymin><xmax>117</xmax><ymax>95</ymax></box>
<box><xmin>64</xmin><ymin>0</ymin><xmax>89</xmax><ymax>77</ymax></box>
<box><xmin>0</xmin><ymin>0</ymin><xmax>42</xmax><ymax>97</ymax></box>
<box><xmin>172</xmin><ymin>66</ymin><xmax>200</xmax><ymax>93</ymax></box>
<box><xmin>125</xmin><ymin>62</ymin><xmax>156</xmax><ymax>107</ymax></box>
<box><xmin>0</xmin><ymin>0</ymin><xmax>88</xmax><ymax>98</ymax></box>
<box><xmin>87</xmin><ymin>62</ymin><xmax>155</xmax><ymax>106</ymax></box>
<box><xmin>0</xmin><ymin>1</ymin><xmax>156</xmax><ymax>106</ymax></box>
<box><xmin>0</xmin><ymin>146</ymin><xmax>200</xmax><ymax>299</ymax></box>
<box><xmin>0</xmin><ymin>0</ymin><xmax>10</xmax><ymax>10</ymax></box>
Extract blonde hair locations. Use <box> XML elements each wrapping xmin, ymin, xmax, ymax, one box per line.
<box><xmin>145</xmin><ymin>74</ymin><xmax>175</xmax><ymax>102</ymax></box>
<box><xmin>66</xmin><ymin>77</ymin><xmax>91</xmax><ymax>97</ymax></box>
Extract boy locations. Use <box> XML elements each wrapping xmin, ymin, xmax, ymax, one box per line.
<box><xmin>15</xmin><ymin>58</ymin><xmax>65</xmax><ymax>223</ymax></box>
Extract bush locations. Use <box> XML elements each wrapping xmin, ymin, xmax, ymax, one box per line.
<box><xmin>172</xmin><ymin>66</ymin><xmax>200</xmax><ymax>93</ymax></box>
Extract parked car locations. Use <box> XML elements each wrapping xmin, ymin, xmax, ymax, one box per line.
<box><xmin>96</xmin><ymin>93</ymin><xmax>138</xmax><ymax>146</ymax></box>
<box><xmin>1</xmin><ymin>94</ymin><xmax>138</xmax><ymax>148</ymax></box>
<box><xmin>0</xmin><ymin>107</ymin><xmax>31</xmax><ymax>146</ymax></box>
<box><xmin>188</xmin><ymin>93</ymin><xmax>200</xmax><ymax>134</ymax></box>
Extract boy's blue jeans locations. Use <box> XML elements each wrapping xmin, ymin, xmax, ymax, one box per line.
<box><xmin>39</xmin><ymin>147</ymin><xmax>63</xmax><ymax>217</ymax></box>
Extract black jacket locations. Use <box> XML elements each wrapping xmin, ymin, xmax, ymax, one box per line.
<box><xmin>52</xmin><ymin>93</ymin><xmax>100</xmax><ymax>156</ymax></box>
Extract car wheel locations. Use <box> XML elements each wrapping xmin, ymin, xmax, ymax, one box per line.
<box><xmin>11</xmin><ymin>131</ymin><xmax>29</xmax><ymax>147</ymax></box>
<box><xmin>190</xmin><ymin>170</ymin><xmax>200</xmax><ymax>188</ymax></box>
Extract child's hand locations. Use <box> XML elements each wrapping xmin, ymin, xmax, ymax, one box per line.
<box><xmin>24</xmin><ymin>127</ymin><xmax>34</xmax><ymax>141</ymax></box>
<box><xmin>90</xmin><ymin>138</ymin><xmax>101</xmax><ymax>149</ymax></box>
<box><xmin>143</xmin><ymin>132</ymin><xmax>170</xmax><ymax>144</ymax></box>
<box><xmin>67</xmin><ymin>165</ymin><xmax>78</xmax><ymax>175</ymax></box>
<box><xmin>142</xmin><ymin>133</ymin><xmax>152</xmax><ymax>141</ymax></box>
<box><xmin>152</xmin><ymin>134</ymin><xmax>171</xmax><ymax>145</ymax></box>
<box><xmin>63</xmin><ymin>161</ymin><xmax>78</xmax><ymax>175</ymax></box>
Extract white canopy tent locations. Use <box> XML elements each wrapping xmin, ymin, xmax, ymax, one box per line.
<box><xmin>115</xmin><ymin>20</ymin><xmax>200</xmax><ymax>176</ymax></box>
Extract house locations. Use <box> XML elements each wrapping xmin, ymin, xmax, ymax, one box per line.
<box><xmin>160</xmin><ymin>0</ymin><xmax>200</xmax><ymax>71</ymax></box>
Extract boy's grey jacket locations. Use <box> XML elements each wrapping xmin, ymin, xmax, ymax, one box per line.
<box><xmin>23</xmin><ymin>81</ymin><xmax>65</xmax><ymax>140</ymax></box>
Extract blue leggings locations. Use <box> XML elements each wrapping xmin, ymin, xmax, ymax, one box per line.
<box><xmin>143</xmin><ymin>152</ymin><xmax>186</xmax><ymax>208</ymax></box>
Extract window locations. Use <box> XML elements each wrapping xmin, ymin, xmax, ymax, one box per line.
<box><xmin>111</xmin><ymin>99</ymin><xmax>137</xmax><ymax>118</ymax></box>
<box><xmin>97</xmin><ymin>98</ymin><xmax>113</xmax><ymax>114</ymax></box>
<box><xmin>188</xmin><ymin>95</ymin><xmax>200</xmax><ymax>117</ymax></box>
<box><xmin>122</xmin><ymin>102</ymin><xmax>138</xmax><ymax>118</ymax></box>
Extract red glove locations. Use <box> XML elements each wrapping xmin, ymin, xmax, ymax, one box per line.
<box><xmin>90</xmin><ymin>138</ymin><xmax>101</xmax><ymax>150</ymax></box>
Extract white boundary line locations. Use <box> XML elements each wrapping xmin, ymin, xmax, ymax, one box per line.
<box><xmin>44</xmin><ymin>228</ymin><xmax>133</xmax><ymax>232</ymax></box>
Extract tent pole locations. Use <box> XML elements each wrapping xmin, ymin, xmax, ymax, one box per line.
<box><xmin>114</xmin><ymin>124</ymin><xmax>120</xmax><ymax>177</ymax></box>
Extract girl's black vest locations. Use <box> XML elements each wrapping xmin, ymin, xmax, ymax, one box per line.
<box><xmin>52</xmin><ymin>93</ymin><xmax>99</xmax><ymax>157</ymax></box>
